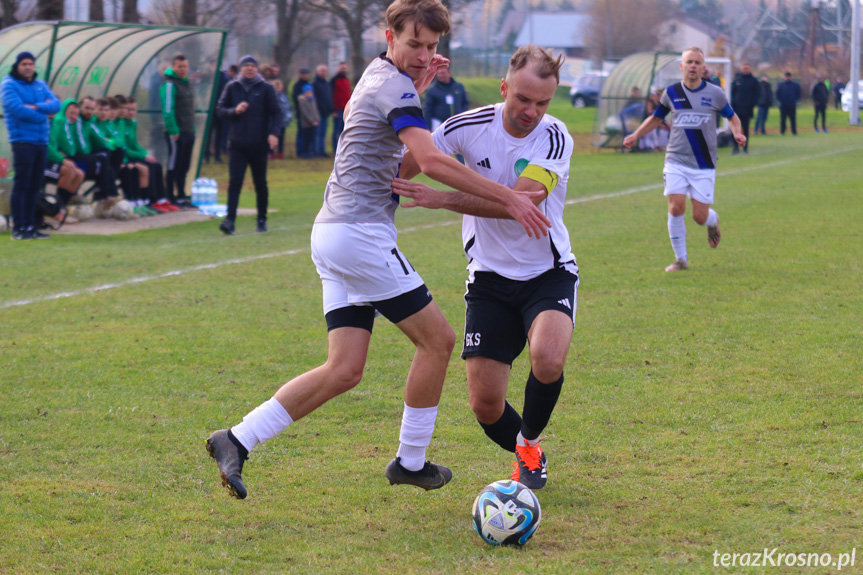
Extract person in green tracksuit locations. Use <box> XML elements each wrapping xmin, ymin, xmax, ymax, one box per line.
<box><xmin>160</xmin><ymin>54</ymin><xmax>196</xmax><ymax>206</ymax></box>
<box><xmin>44</xmin><ymin>100</ymin><xmax>85</xmax><ymax>211</ymax></box>
<box><xmin>52</xmin><ymin>97</ymin><xmax>118</xmax><ymax>203</ymax></box>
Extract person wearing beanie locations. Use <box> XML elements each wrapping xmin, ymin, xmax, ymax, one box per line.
<box><xmin>215</xmin><ymin>55</ymin><xmax>281</xmax><ymax>234</ymax></box>
<box><xmin>159</xmin><ymin>53</ymin><xmax>195</xmax><ymax>207</ymax></box>
<box><xmin>1</xmin><ymin>51</ymin><xmax>61</xmax><ymax>239</ymax></box>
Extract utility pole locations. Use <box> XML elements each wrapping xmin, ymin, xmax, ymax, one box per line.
<box><xmin>851</xmin><ymin>0</ymin><xmax>860</xmax><ymax>125</ymax></box>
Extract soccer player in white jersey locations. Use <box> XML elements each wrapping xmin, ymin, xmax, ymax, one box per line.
<box><xmin>623</xmin><ymin>46</ymin><xmax>746</xmax><ymax>272</ymax></box>
<box><xmin>205</xmin><ymin>0</ymin><xmax>551</xmax><ymax>500</ymax></box>
<box><xmin>392</xmin><ymin>45</ymin><xmax>577</xmax><ymax>490</ymax></box>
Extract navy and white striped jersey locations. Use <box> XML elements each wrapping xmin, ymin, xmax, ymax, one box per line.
<box><xmin>432</xmin><ymin>103</ymin><xmax>576</xmax><ymax>281</ymax></box>
<box><xmin>316</xmin><ymin>55</ymin><xmax>428</xmax><ymax>224</ymax></box>
<box><xmin>655</xmin><ymin>80</ymin><xmax>734</xmax><ymax>171</ymax></box>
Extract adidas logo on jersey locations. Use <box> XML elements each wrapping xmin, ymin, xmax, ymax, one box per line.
<box><xmin>476</xmin><ymin>158</ymin><xmax>491</xmax><ymax>169</ymax></box>
<box><xmin>557</xmin><ymin>298</ymin><xmax>571</xmax><ymax>309</ymax></box>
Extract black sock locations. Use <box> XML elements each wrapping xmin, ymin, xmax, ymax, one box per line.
<box><xmin>479</xmin><ymin>401</ymin><xmax>522</xmax><ymax>453</ymax></box>
<box><xmin>521</xmin><ymin>371</ymin><xmax>564</xmax><ymax>440</ymax></box>
<box><xmin>226</xmin><ymin>429</ymin><xmax>249</xmax><ymax>460</ymax></box>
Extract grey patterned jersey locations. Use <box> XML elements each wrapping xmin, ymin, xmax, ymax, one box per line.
<box><xmin>655</xmin><ymin>80</ymin><xmax>735</xmax><ymax>170</ymax></box>
<box><xmin>315</xmin><ymin>55</ymin><xmax>428</xmax><ymax>224</ymax></box>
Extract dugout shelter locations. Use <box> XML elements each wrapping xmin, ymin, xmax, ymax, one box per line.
<box><xmin>0</xmin><ymin>21</ymin><xmax>227</xmax><ymax>214</ymax></box>
<box><xmin>593</xmin><ymin>51</ymin><xmax>731</xmax><ymax>149</ymax></box>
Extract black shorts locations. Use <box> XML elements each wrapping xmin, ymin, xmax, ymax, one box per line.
<box><xmin>462</xmin><ymin>266</ymin><xmax>579</xmax><ymax>365</ymax></box>
<box><xmin>324</xmin><ymin>284</ymin><xmax>433</xmax><ymax>333</ymax></box>
<box><xmin>44</xmin><ymin>162</ymin><xmax>62</xmax><ymax>182</ymax></box>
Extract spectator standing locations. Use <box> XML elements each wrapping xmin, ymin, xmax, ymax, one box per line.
<box><xmin>292</xmin><ymin>67</ymin><xmax>311</xmax><ymax>158</ymax></box>
<box><xmin>297</xmin><ymin>84</ymin><xmax>320</xmax><ymax>158</ymax></box>
<box><xmin>160</xmin><ymin>54</ymin><xmax>195</xmax><ymax>206</ymax></box>
<box><xmin>422</xmin><ymin>66</ymin><xmax>469</xmax><ymax>131</ymax></box>
<box><xmin>833</xmin><ymin>77</ymin><xmax>845</xmax><ymax>110</ymax></box>
<box><xmin>272</xmin><ymin>79</ymin><xmax>293</xmax><ymax>159</ymax></box>
<box><xmin>730</xmin><ymin>61</ymin><xmax>759</xmax><ymax>154</ymax></box>
<box><xmin>775</xmin><ymin>72</ymin><xmax>801</xmax><ymax>135</ymax></box>
<box><xmin>312</xmin><ymin>65</ymin><xmax>334</xmax><ymax>157</ymax></box>
<box><xmin>2</xmin><ymin>51</ymin><xmax>60</xmax><ymax>239</ymax></box>
<box><xmin>754</xmin><ymin>74</ymin><xmax>773</xmax><ymax>135</ymax></box>
<box><xmin>702</xmin><ymin>66</ymin><xmax>721</xmax><ymax>86</ymax></box>
<box><xmin>812</xmin><ymin>74</ymin><xmax>829</xmax><ymax>133</ymax></box>
<box><xmin>330</xmin><ymin>62</ymin><xmax>352</xmax><ymax>154</ymax></box>
<box><xmin>216</xmin><ymin>55</ymin><xmax>281</xmax><ymax>235</ymax></box>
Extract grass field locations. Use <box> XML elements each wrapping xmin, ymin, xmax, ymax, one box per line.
<box><xmin>1</xmin><ymin>85</ymin><xmax>861</xmax><ymax>574</ymax></box>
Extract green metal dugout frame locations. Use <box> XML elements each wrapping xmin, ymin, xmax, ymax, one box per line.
<box><xmin>0</xmin><ymin>21</ymin><xmax>227</xmax><ymax>198</ymax></box>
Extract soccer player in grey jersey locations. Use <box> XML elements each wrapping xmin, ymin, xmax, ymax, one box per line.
<box><xmin>624</xmin><ymin>47</ymin><xmax>746</xmax><ymax>272</ymax></box>
<box><xmin>206</xmin><ymin>0</ymin><xmax>550</xmax><ymax>500</ymax></box>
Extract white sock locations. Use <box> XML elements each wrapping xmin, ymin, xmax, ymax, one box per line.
<box><xmin>704</xmin><ymin>209</ymin><xmax>718</xmax><ymax>228</ymax></box>
<box><xmin>231</xmin><ymin>397</ymin><xmax>294</xmax><ymax>453</ymax></box>
<box><xmin>516</xmin><ymin>431</ymin><xmax>541</xmax><ymax>447</ymax></box>
<box><xmin>668</xmin><ymin>213</ymin><xmax>687</xmax><ymax>262</ymax></box>
<box><xmin>396</xmin><ymin>404</ymin><xmax>438</xmax><ymax>471</ymax></box>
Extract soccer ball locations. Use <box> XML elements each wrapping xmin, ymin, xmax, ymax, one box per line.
<box><xmin>472</xmin><ymin>480</ymin><xmax>541</xmax><ymax>546</ymax></box>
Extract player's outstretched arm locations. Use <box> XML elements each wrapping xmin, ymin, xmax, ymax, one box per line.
<box><xmin>393</xmin><ymin>176</ymin><xmax>546</xmax><ymax>218</ymax></box>
<box><xmin>398</xmin><ymin>126</ymin><xmax>550</xmax><ymax>238</ymax></box>
<box><xmin>728</xmin><ymin>114</ymin><xmax>747</xmax><ymax>147</ymax></box>
<box><xmin>622</xmin><ymin>115</ymin><xmax>663</xmax><ymax>148</ymax></box>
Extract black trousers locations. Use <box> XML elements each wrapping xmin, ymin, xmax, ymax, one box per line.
<box><xmin>780</xmin><ymin>107</ymin><xmax>797</xmax><ymax>135</ymax></box>
<box><xmin>733</xmin><ymin>112</ymin><xmax>751</xmax><ymax>151</ymax></box>
<box><xmin>73</xmin><ymin>153</ymin><xmax>118</xmax><ymax>201</ymax></box>
<box><xmin>813</xmin><ymin>103</ymin><xmax>827</xmax><ymax>130</ymax></box>
<box><xmin>226</xmin><ymin>141</ymin><xmax>269</xmax><ymax>222</ymax></box>
<box><xmin>10</xmin><ymin>142</ymin><xmax>46</xmax><ymax>232</ymax></box>
<box><xmin>165</xmin><ymin>132</ymin><xmax>195</xmax><ymax>200</ymax></box>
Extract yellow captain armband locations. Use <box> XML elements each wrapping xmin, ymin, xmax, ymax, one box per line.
<box><xmin>520</xmin><ymin>164</ymin><xmax>559</xmax><ymax>195</ymax></box>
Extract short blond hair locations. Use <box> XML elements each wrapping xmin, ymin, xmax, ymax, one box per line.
<box><xmin>386</xmin><ymin>0</ymin><xmax>450</xmax><ymax>36</ymax></box>
<box><xmin>506</xmin><ymin>45</ymin><xmax>565</xmax><ymax>85</ymax></box>
<box><xmin>683</xmin><ymin>46</ymin><xmax>704</xmax><ymax>57</ymax></box>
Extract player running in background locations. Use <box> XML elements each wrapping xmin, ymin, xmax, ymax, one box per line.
<box><xmin>623</xmin><ymin>46</ymin><xmax>746</xmax><ymax>272</ymax></box>
<box><xmin>392</xmin><ymin>45</ymin><xmax>576</xmax><ymax>490</ymax></box>
<box><xmin>205</xmin><ymin>0</ymin><xmax>550</xmax><ymax>500</ymax></box>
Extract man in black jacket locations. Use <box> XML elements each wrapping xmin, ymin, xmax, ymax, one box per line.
<box><xmin>754</xmin><ymin>75</ymin><xmax>773</xmax><ymax>135</ymax></box>
<box><xmin>775</xmin><ymin>72</ymin><xmax>801</xmax><ymax>135</ymax></box>
<box><xmin>291</xmin><ymin>67</ymin><xmax>311</xmax><ymax>158</ymax></box>
<box><xmin>312</xmin><ymin>64</ymin><xmax>334</xmax><ymax>157</ymax></box>
<box><xmin>811</xmin><ymin>74</ymin><xmax>829</xmax><ymax>133</ymax></box>
<box><xmin>731</xmin><ymin>61</ymin><xmax>760</xmax><ymax>154</ymax></box>
<box><xmin>216</xmin><ymin>55</ymin><xmax>281</xmax><ymax>234</ymax></box>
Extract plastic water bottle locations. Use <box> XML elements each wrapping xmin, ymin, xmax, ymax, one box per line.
<box><xmin>208</xmin><ymin>179</ymin><xmax>218</xmax><ymax>205</ymax></box>
<box><xmin>191</xmin><ymin>179</ymin><xmax>202</xmax><ymax>206</ymax></box>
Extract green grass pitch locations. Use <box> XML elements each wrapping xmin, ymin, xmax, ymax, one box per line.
<box><xmin>1</xmin><ymin>84</ymin><xmax>861</xmax><ymax>574</ymax></box>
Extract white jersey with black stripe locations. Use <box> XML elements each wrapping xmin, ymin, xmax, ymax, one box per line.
<box><xmin>432</xmin><ymin>103</ymin><xmax>576</xmax><ymax>281</ymax></box>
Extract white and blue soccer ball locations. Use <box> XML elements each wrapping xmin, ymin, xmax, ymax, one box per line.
<box><xmin>472</xmin><ymin>479</ymin><xmax>541</xmax><ymax>546</ymax></box>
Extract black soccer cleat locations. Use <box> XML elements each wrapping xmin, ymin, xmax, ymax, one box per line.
<box><xmin>385</xmin><ymin>457</ymin><xmax>452</xmax><ymax>491</ymax></box>
<box><xmin>256</xmin><ymin>218</ymin><xmax>267</xmax><ymax>233</ymax></box>
<box><xmin>206</xmin><ymin>429</ymin><xmax>248</xmax><ymax>499</ymax></box>
<box><xmin>219</xmin><ymin>219</ymin><xmax>235</xmax><ymax>235</ymax></box>
<box><xmin>512</xmin><ymin>441</ymin><xmax>548</xmax><ymax>490</ymax></box>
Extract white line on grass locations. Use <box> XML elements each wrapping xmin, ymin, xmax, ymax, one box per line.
<box><xmin>564</xmin><ymin>145</ymin><xmax>860</xmax><ymax>205</ymax></box>
<box><xmin>2</xmin><ymin>145</ymin><xmax>858</xmax><ymax>310</ymax></box>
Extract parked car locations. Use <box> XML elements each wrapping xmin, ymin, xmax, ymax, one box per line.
<box><xmin>840</xmin><ymin>80</ymin><xmax>863</xmax><ymax>112</ymax></box>
<box><xmin>569</xmin><ymin>72</ymin><xmax>608</xmax><ymax>108</ymax></box>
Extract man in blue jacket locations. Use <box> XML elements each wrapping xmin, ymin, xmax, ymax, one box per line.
<box><xmin>1</xmin><ymin>51</ymin><xmax>60</xmax><ymax>240</ymax></box>
<box><xmin>775</xmin><ymin>71</ymin><xmax>801</xmax><ymax>135</ymax></box>
<box><xmin>215</xmin><ymin>55</ymin><xmax>281</xmax><ymax>234</ymax></box>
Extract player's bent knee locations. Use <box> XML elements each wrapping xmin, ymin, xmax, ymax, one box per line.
<box><xmin>469</xmin><ymin>396</ymin><xmax>501</xmax><ymax>423</ymax></box>
<box><xmin>325</xmin><ymin>362</ymin><xmax>365</xmax><ymax>393</ymax></box>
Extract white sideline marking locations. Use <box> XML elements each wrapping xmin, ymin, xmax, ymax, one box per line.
<box><xmin>564</xmin><ymin>146</ymin><xmax>860</xmax><ymax>205</ymax></box>
<box><xmin>2</xmin><ymin>145</ymin><xmax>858</xmax><ymax>311</ymax></box>
<box><xmin>0</xmin><ymin>249</ymin><xmax>304</xmax><ymax>310</ymax></box>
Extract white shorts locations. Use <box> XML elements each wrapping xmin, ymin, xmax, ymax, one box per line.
<box><xmin>310</xmin><ymin>222</ymin><xmax>425</xmax><ymax>315</ymax></box>
<box><xmin>663</xmin><ymin>163</ymin><xmax>716</xmax><ymax>205</ymax></box>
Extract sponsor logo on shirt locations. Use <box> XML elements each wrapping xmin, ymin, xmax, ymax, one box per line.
<box><xmin>514</xmin><ymin>158</ymin><xmax>529</xmax><ymax>177</ymax></box>
<box><xmin>401</xmin><ymin>93</ymin><xmax>415</xmax><ymax>99</ymax></box>
<box><xmin>701</xmin><ymin>97</ymin><xmax>712</xmax><ymax>107</ymax></box>
<box><xmin>674</xmin><ymin>112</ymin><xmax>711</xmax><ymax>128</ymax></box>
